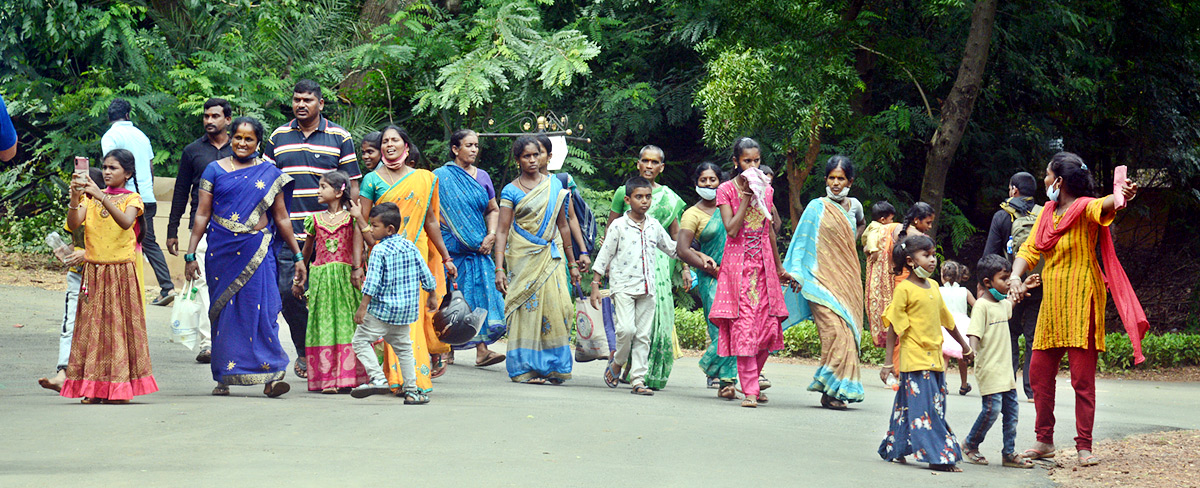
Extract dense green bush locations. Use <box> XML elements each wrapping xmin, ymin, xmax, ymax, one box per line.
<box><xmin>675</xmin><ymin>307</ymin><xmax>1200</xmax><ymax>371</ymax></box>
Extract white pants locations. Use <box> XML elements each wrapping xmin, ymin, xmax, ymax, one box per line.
<box><xmin>611</xmin><ymin>292</ymin><xmax>654</xmax><ymax>387</ymax></box>
<box><xmin>352</xmin><ymin>313</ymin><xmax>415</xmax><ymax>392</ymax></box>
<box><xmin>193</xmin><ymin>234</ymin><xmax>212</xmax><ymax>349</ymax></box>
<box><xmin>57</xmin><ymin>270</ymin><xmax>82</xmax><ymax>370</ymax></box>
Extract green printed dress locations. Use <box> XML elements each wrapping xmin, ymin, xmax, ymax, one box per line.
<box><xmin>304</xmin><ymin>212</ymin><xmax>368</xmax><ymax>391</ymax></box>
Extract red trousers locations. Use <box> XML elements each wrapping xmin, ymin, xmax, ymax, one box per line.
<box><xmin>1029</xmin><ymin>347</ymin><xmax>1098</xmax><ymax>451</ymax></box>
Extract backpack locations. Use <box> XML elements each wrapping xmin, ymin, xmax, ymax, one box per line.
<box><xmin>556</xmin><ymin>173</ymin><xmax>597</xmax><ymax>259</ymax></box>
<box><xmin>1002</xmin><ymin>201</ymin><xmax>1042</xmax><ymax>265</ymax></box>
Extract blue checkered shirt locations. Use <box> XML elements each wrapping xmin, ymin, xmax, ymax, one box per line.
<box><xmin>362</xmin><ymin>234</ymin><xmax>437</xmax><ymax>325</ymax></box>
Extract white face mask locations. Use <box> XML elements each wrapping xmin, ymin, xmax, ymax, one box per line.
<box><xmin>913</xmin><ymin>263</ymin><xmax>933</xmax><ymax>279</ymax></box>
<box><xmin>826</xmin><ymin>186</ymin><xmax>849</xmax><ymax>202</ymax></box>
<box><xmin>1045</xmin><ymin>179</ymin><xmax>1061</xmax><ymax>202</ymax></box>
<box><xmin>696</xmin><ymin>186</ymin><xmax>717</xmax><ymax>201</ymax></box>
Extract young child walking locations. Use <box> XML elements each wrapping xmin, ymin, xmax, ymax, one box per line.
<box><xmin>878</xmin><ymin>234</ymin><xmax>972</xmax><ymax>471</ymax></box>
<box><xmin>350</xmin><ymin>202</ymin><xmax>438</xmax><ymax>404</ymax></box>
<box><xmin>295</xmin><ymin>171</ymin><xmax>369</xmax><ymax>393</ymax></box>
<box><xmin>961</xmin><ymin>254</ymin><xmax>1040</xmax><ymax>468</ymax></box>
<box><xmin>60</xmin><ymin>149</ymin><xmax>159</xmax><ymax>404</ymax></box>
<box><xmin>591</xmin><ymin>177</ymin><xmax>702</xmax><ymax>396</ymax></box>
<box><xmin>939</xmin><ymin>260</ymin><xmax>975</xmax><ymax>395</ymax></box>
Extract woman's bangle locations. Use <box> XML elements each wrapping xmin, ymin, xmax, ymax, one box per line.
<box><xmin>443</xmin><ymin>258</ymin><xmax>454</xmax><ymax>264</ymax></box>
<box><xmin>184</xmin><ymin>253</ymin><xmax>197</xmax><ymax>263</ymax></box>
<box><xmin>579</xmin><ymin>251</ymin><xmax>588</xmax><ymax>256</ymax></box>
<box><xmin>569</xmin><ymin>263</ymin><xmax>578</xmax><ymax>269</ymax></box>
<box><xmin>292</xmin><ymin>252</ymin><xmax>304</xmax><ymax>262</ymax></box>
<box><xmin>883</xmin><ymin>364</ymin><xmax>894</xmax><ymax>368</ymax></box>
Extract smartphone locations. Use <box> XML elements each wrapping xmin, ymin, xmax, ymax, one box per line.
<box><xmin>1114</xmin><ymin>165</ymin><xmax>1128</xmax><ymax>208</ymax></box>
<box><xmin>74</xmin><ymin>156</ymin><xmax>89</xmax><ymax>173</ymax></box>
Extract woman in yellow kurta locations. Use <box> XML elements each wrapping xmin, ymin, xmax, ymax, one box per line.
<box><xmin>1009</xmin><ymin>152</ymin><xmax>1142</xmax><ymax>467</ymax></box>
<box><xmin>358</xmin><ymin>126</ymin><xmax>457</xmax><ymax>393</ymax></box>
<box><xmin>61</xmin><ymin>149</ymin><xmax>159</xmax><ymax>403</ymax></box>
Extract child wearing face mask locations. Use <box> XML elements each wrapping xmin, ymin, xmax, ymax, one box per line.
<box><xmin>878</xmin><ymin>234</ymin><xmax>973</xmax><ymax>472</ymax></box>
<box><xmin>960</xmin><ymin>254</ymin><xmax>1040</xmax><ymax>469</ymax></box>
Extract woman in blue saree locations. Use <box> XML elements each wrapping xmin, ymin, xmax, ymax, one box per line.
<box><xmin>185</xmin><ymin>116</ymin><xmax>306</xmax><ymax>397</ymax></box>
<box><xmin>434</xmin><ymin>129</ymin><xmax>507</xmax><ymax>366</ymax></box>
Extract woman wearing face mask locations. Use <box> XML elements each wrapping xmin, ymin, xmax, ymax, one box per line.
<box><xmin>606</xmin><ymin>145</ymin><xmax>687</xmax><ymax>390</ymax></box>
<box><xmin>1007</xmin><ymin>152</ymin><xmax>1143</xmax><ymax>467</ymax></box>
<box><xmin>675</xmin><ymin>162</ymin><xmax>735</xmax><ymax>398</ymax></box>
<box><xmin>782</xmin><ymin>155</ymin><xmax>868</xmax><ymax>410</ymax></box>
<box><xmin>358</xmin><ymin>125</ymin><xmax>459</xmax><ymax>391</ymax></box>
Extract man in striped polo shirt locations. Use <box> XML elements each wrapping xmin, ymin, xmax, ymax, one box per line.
<box><xmin>262</xmin><ymin>79</ymin><xmax>361</xmax><ymax>378</ymax></box>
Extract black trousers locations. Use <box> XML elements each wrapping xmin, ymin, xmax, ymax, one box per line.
<box><xmin>277</xmin><ymin>246</ymin><xmax>308</xmax><ymax>357</ymax></box>
<box><xmin>141</xmin><ymin>203</ymin><xmax>174</xmax><ymax>293</ymax></box>
<box><xmin>1009</xmin><ymin>293</ymin><xmax>1041</xmax><ymax>399</ymax></box>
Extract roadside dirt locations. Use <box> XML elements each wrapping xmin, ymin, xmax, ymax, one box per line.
<box><xmin>1046</xmin><ymin>430</ymin><xmax>1200</xmax><ymax>488</ymax></box>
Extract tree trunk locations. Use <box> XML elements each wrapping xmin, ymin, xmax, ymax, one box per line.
<box><xmin>786</xmin><ymin>108</ymin><xmax>823</xmax><ymax>225</ymax></box>
<box><xmin>919</xmin><ymin>0</ymin><xmax>999</xmax><ymax>237</ymax></box>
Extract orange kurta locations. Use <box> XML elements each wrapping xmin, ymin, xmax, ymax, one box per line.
<box><xmin>1017</xmin><ymin>198</ymin><xmax>1113</xmax><ymax>351</ymax></box>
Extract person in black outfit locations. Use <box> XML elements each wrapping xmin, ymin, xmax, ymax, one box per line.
<box><xmin>981</xmin><ymin>171</ymin><xmax>1041</xmax><ymax>401</ymax></box>
<box><xmin>166</xmin><ymin>97</ymin><xmax>233</xmax><ymax>363</ymax></box>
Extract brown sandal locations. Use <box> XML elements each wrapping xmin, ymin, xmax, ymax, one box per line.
<box><xmin>741</xmin><ymin>396</ymin><xmax>758</xmax><ymax>408</ymax></box>
<box><xmin>264</xmin><ymin>381</ymin><xmax>291</xmax><ymax>398</ymax></box>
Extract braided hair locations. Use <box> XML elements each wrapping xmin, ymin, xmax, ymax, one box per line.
<box><xmin>898</xmin><ymin>202</ymin><xmax>935</xmax><ymax>238</ymax></box>
<box><xmin>103</xmin><ymin>149</ymin><xmax>147</xmax><ymax>244</ymax></box>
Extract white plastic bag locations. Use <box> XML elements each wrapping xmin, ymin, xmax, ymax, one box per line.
<box><xmin>169</xmin><ymin>280</ymin><xmax>204</xmax><ymax>350</ymax></box>
<box><xmin>574</xmin><ymin>287</ymin><xmax>610</xmax><ymax>362</ymax></box>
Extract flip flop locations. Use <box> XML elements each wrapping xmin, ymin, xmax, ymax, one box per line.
<box><xmin>212</xmin><ymin>385</ymin><xmax>230</xmax><ymax>396</ymax></box>
<box><xmin>603</xmin><ymin>360</ymin><xmax>620</xmax><ymax>388</ymax></box>
<box><xmin>757</xmin><ymin>392</ymin><xmax>769</xmax><ymax>404</ymax></box>
<box><xmin>959</xmin><ymin>384</ymin><xmax>972</xmax><ymax>395</ymax></box>
<box><xmin>1021</xmin><ymin>448</ymin><xmax>1055</xmax><ymax>460</ymax></box>
<box><xmin>1002</xmin><ymin>454</ymin><xmax>1034</xmax><ymax>469</ymax></box>
<box><xmin>264</xmin><ymin>381</ymin><xmax>291</xmax><ymax>398</ymax></box>
<box><xmin>741</xmin><ymin>397</ymin><xmax>758</xmax><ymax>408</ymax></box>
<box><xmin>37</xmin><ymin>377</ymin><xmax>62</xmax><ymax>392</ymax></box>
<box><xmin>718</xmin><ymin>385</ymin><xmax>738</xmax><ymax>400</ymax></box>
<box><xmin>430</xmin><ymin>355</ymin><xmax>447</xmax><ymax>379</ymax></box>
<box><xmin>631</xmin><ymin>385</ymin><xmax>654</xmax><ymax>396</ymax></box>
<box><xmin>1078</xmin><ymin>451</ymin><xmax>1100</xmax><ymax>467</ymax></box>
<box><xmin>476</xmin><ymin>352</ymin><xmax>506</xmax><ymax>367</ymax></box>
<box><xmin>293</xmin><ymin>357</ymin><xmax>308</xmax><ymax>379</ymax></box>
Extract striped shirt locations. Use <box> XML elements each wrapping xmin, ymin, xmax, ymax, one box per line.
<box><xmin>262</xmin><ymin>117</ymin><xmax>360</xmax><ymax>240</ymax></box>
<box><xmin>1017</xmin><ymin>198</ymin><xmax>1113</xmax><ymax>351</ymax></box>
<box><xmin>362</xmin><ymin>234</ymin><xmax>437</xmax><ymax>325</ymax></box>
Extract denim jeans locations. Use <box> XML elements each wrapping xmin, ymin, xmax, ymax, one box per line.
<box><xmin>965</xmin><ymin>389</ymin><xmax>1019</xmax><ymax>455</ymax></box>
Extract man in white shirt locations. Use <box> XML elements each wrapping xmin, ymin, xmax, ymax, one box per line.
<box><xmin>101</xmin><ymin>98</ymin><xmax>175</xmax><ymax>305</ymax></box>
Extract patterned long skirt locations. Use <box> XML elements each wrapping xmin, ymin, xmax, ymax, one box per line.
<box><xmin>878</xmin><ymin>370</ymin><xmax>963</xmax><ymax>465</ymax></box>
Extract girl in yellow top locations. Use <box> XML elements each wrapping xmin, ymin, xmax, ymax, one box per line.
<box><xmin>878</xmin><ymin>234</ymin><xmax>973</xmax><ymax>472</ymax></box>
<box><xmin>60</xmin><ymin>149</ymin><xmax>159</xmax><ymax>404</ymax></box>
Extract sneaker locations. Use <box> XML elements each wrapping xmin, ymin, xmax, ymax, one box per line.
<box><xmin>350</xmin><ymin>379</ymin><xmax>391</xmax><ymax>399</ymax></box>
<box><xmin>151</xmin><ymin>291</ymin><xmax>176</xmax><ymax>307</ymax></box>
<box><xmin>195</xmin><ymin>348</ymin><xmax>212</xmax><ymax>363</ymax></box>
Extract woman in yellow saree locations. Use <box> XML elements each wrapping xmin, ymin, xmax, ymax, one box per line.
<box><xmin>358</xmin><ymin>126</ymin><xmax>457</xmax><ymax>393</ymax></box>
<box><xmin>494</xmin><ymin>136</ymin><xmax>581</xmax><ymax>384</ymax></box>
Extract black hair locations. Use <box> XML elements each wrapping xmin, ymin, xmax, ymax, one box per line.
<box><xmin>88</xmin><ymin>167</ymin><xmax>104</xmax><ymax>188</ymax></box>
<box><xmin>230</xmin><ymin>116</ymin><xmax>265</xmax><ymax>145</ymax></box>
<box><xmin>870</xmin><ymin>201</ymin><xmax>896</xmax><ymax>221</ymax></box>
<box><xmin>107</xmin><ymin>98</ymin><xmax>131</xmax><ymax>122</ymax></box>
<box><xmin>536</xmin><ymin>133</ymin><xmax>553</xmax><ymax>155</ymax></box>
<box><xmin>361</xmin><ymin>131</ymin><xmax>382</xmax><ymax>150</ymax></box>
<box><xmin>825</xmin><ymin>155</ymin><xmax>855</xmax><ymax>179</ymax></box>
<box><xmin>1047</xmin><ymin>151</ymin><xmax>1096</xmax><ymax>198</ymax></box>
<box><xmin>293</xmin><ymin>79</ymin><xmax>322</xmax><ymax>99</ymax></box>
<box><xmin>639</xmin><ymin>145</ymin><xmax>665</xmax><ymax>162</ymax></box>
<box><xmin>449</xmin><ymin>129</ymin><xmax>476</xmax><ymax>161</ymax></box>
<box><xmin>625</xmin><ymin>176</ymin><xmax>653</xmax><ymax>195</ymax></box>
<box><xmin>730</xmin><ymin>137</ymin><xmax>760</xmax><ymax>167</ymax></box>
<box><xmin>369</xmin><ymin>201</ymin><xmax>403</xmax><ymax>231</ymax></box>
<box><xmin>892</xmin><ymin>234</ymin><xmax>934</xmax><ymax>276</ymax></box>
<box><xmin>1009</xmin><ymin>171</ymin><xmax>1036</xmax><ymax>198</ymax></box>
<box><xmin>898</xmin><ymin>201</ymin><xmax>935</xmax><ymax>238</ymax></box>
<box><xmin>940</xmin><ymin>260</ymin><xmax>965</xmax><ymax>285</ymax></box>
<box><xmin>380</xmin><ymin>125</ymin><xmax>421</xmax><ymax>165</ymax></box>
<box><xmin>975</xmin><ymin>254</ymin><xmax>1012</xmax><ymax>287</ymax></box>
<box><xmin>692</xmin><ymin>161</ymin><xmax>724</xmax><ymax>185</ymax></box>
<box><xmin>511</xmin><ymin>135</ymin><xmax>540</xmax><ymax>162</ymax></box>
<box><xmin>760</xmin><ymin>165</ymin><xmax>775</xmax><ymax>179</ymax></box>
<box><xmin>103</xmin><ymin>148</ymin><xmax>146</xmax><ymax>244</ymax></box>
<box><xmin>203</xmin><ymin>97</ymin><xmax>232</xmax><ymax>118</ymax></box>
<box><xmin>319</xmin><ymin>171</ymin><xmax>353</xmax><ymax>212</ymax></box>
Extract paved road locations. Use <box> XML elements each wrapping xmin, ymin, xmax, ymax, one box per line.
<box><xmin>1</xmin><ymin>284</ymin><xmax>1197</xmax><ymax>487</ymax></box>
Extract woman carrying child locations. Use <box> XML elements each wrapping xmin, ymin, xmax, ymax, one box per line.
<box><xmin>862</xmin><ymin>201</ymin><xmax>898</xmax><ymax>348</ymax></box>
<box><xmin>61</xmin><ymin>149</ymin><xmax>159</xmax><ymax>404</ymax></box>
<box><xmin>878</xmin><ymin>234</ymin><xmax>973</xmax><ymax>471</ymax></box>
<box><xmin>711</xmin><ymin>137</ymin><xmax>793</xmax><ymax>408</ymax></box>
<box><xmin>783</xmin><ymin>155</ymin><xmax>867</xmax><ymax>410</ymax></box>
<box><xmin>494</xmin><ymin>136</ymin><xmax>580</xmax><ymax>384</ymax></box>
<box><xmin>1007</xmin><ymin>152</ymin><xmax>1143</xmax><ymax>467</ymax></box>
<box><xmin>293</xmin><ymin>171</ymin><xmax>369</xmax><ymax>393</ymax></box>
<box><xmin>185</xmin><ymin>116</ymin><xmax>305</xmax><ymax>398</ymax></box>
<box><xmin>676</xmin><ymin>162</ymin><xmax>736</xmax><ymax>398</ymax></box>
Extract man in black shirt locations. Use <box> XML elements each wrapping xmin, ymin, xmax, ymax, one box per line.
<box><xmin>166</xmin><ymin>97</ymin><xmax>232</xmax><ymax>363</ymax></box>
<box><xmin>982</xmin><ymin>171</ymin><xmax>1041</xmax><ymax>401</ymax></box>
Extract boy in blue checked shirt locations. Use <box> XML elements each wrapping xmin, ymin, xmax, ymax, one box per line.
<box><xmin>351</xmin><ymin>202</ymin><xmax>438</xmax><ymax>404</ymax></box>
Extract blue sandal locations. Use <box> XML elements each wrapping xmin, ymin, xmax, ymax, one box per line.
<box><xmin>603</xmin><ymin>360</ymin><xmax>619</xmax><ymax>388</ymax></box>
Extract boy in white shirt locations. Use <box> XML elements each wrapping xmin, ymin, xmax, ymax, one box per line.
<box><xmin>962</xmin><ymin>254</ymin><xmax>1040</xmax><ymax>468</ymax></box>
<box><xmin>590</xmin><ymin>177</ymin><xmax>711</xmax><ymax>395</ymax></box>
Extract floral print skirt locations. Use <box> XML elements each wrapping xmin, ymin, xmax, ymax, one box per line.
<box><xmin>878</xmin><ymin>370</ymin><xmax>963</xmax><ymax>465</ymax></box>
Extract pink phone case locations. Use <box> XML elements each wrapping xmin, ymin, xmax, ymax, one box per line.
<box><xmin>1114</xmin><ymin>165</ymin><xmax>1128</xmax><ymax>209</ymax></box>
